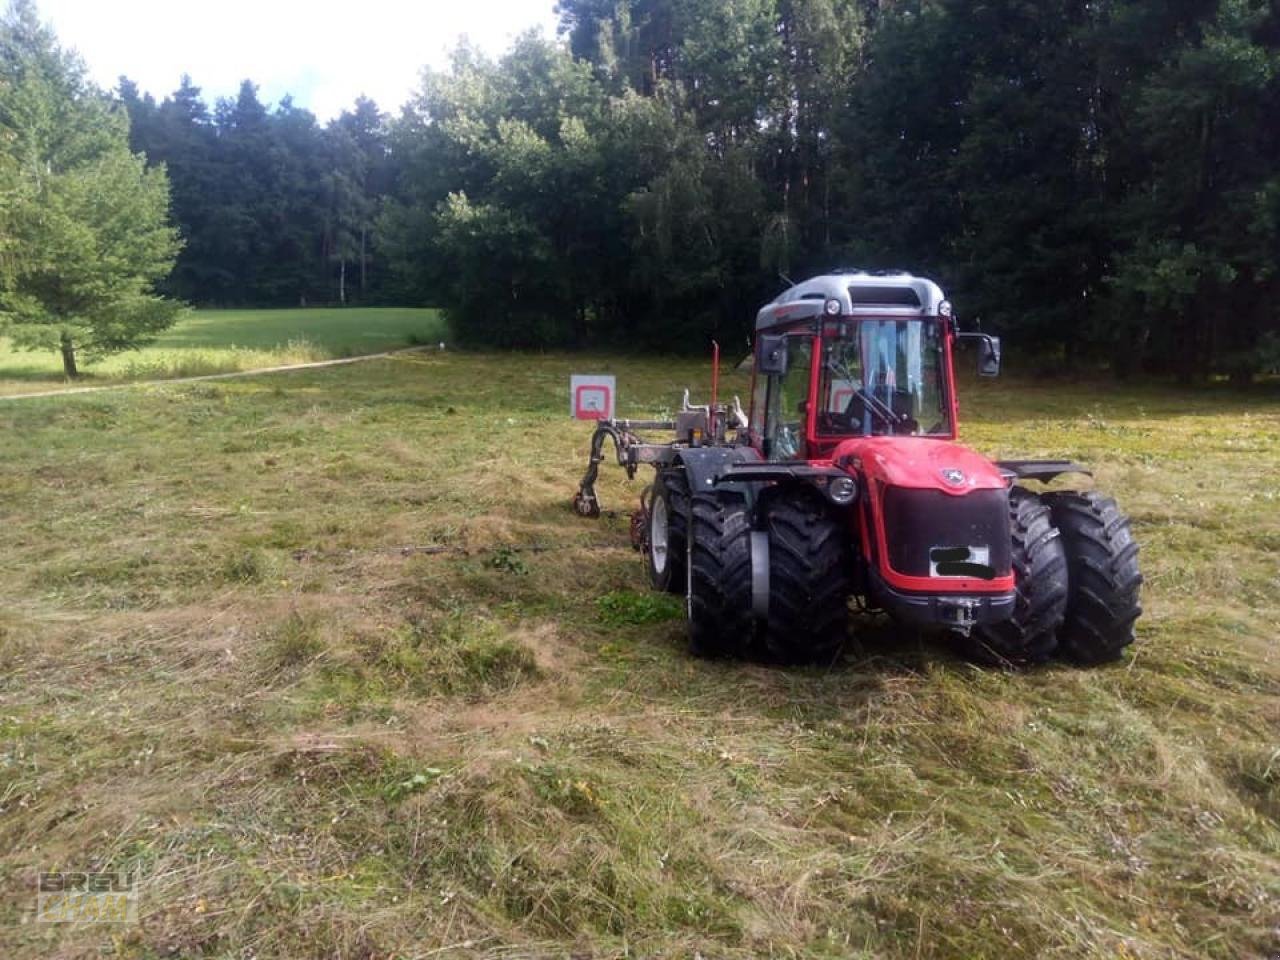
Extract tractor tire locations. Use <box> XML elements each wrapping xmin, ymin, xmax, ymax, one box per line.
<box><xmin>646</xmin><ymin>468</ymin><xmax>689</xmax><ymax>594</ymax></box>
<box><xmin>763</xmin><ymin>493</ymin><xmax>853</xmax><ymax>664</ymax></box>
<box><xmin>687</xmin><ymin>491</ymin><xmax>755</xmax><ymax>657</ymax></box>
<box><xmin>1043</xmin><ymin>490</ymin><xmax>1143</xmax><ymax>665</ymax></box>
<box><xmin>963</xmin><ymin>487</ymin><xmax>1068</xmax><ymax>667</ymax></box>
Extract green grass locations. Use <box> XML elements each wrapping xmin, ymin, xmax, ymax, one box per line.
<box><xmin>0</xmin><ymin>306</ymin><xmax>443</xmax><ymax>395</ymax></box>
<box><xmin>0</xmin><ymin>351</ymin><xmax>1277</xmax><ymax>958</ymax></box>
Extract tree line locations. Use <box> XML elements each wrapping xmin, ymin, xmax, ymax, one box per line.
<box><xmin>117</xmin><ymin>79</ymin><xmax>394</xmax><ymax>308</ymax></box>
<box><xmin>389</xmin><ymin>0</ymin><xmax>1279</xmax><ymax>382</ymax></box>
<box><xmin>4</xmin><ymin>0</ymin><xmax>1279</xmax><ymax>381</ymax></box>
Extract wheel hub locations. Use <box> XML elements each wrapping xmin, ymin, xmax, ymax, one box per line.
<box><xmin>650</xmin><ymin>494</ymin><xmax>669</xmax><ymax>576</ymax></box>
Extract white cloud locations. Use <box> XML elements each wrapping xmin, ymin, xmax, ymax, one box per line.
<box><xmin>36</xmin><ymin>0</ymin><xmax>562</xmax><ymax>120</ymax></box>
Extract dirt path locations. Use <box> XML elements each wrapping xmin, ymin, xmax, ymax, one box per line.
<box><xmin>0</xmin><ymin>346</ymin><xmax>434</xmax><ymax>401</ymax></box>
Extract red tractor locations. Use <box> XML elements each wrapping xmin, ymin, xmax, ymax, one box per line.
<box><xmin>573</xmin><ymin>271</ymin><xmax>1142</xmax><ymax>666</ymax></box>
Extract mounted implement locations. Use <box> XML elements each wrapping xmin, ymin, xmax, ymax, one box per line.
<box><xmin>573</xmin><ymin>272</ymin><xmax>1142</xmax><ymax>666</ymax></box>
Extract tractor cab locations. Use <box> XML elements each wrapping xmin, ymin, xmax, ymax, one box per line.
<box><xmin>749</xmin><ymin>271</ymin><xmax>999</xmax><ymax>461</ymax></box>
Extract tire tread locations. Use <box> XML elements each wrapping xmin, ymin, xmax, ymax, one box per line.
<box><xmin>1044</xmin><ymin>490</ymin><xmax>1143</xmax><ymax>665</ymax></box>
<box><xmin>687</xmin><ymin>491</ymin><xmax>755</xmax><ymax>657</ymax></box>
<box><xmin>647</xmin><ymin>469</ymin><xmax>689</xmax><ymax>594</ymax></box>
<box><xmin>965</xmin><ymin>487</ymin><xmax>1067</xmax><ymax>667</ymax></box>
<box><xmin>763</xmin><ymin>494</ymin><xmax>852</xmax><ymax>663</ymax></box>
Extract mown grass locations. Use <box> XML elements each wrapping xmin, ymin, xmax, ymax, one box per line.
<box><xmin>0</xmin><ymin>350</ymin><xmax>1277</xmax><ymax>958</ymax></box>
<box><xmin>0</xmin><ymin>306</ymin><xmax>443</xmax><ymax>395</ymax></box>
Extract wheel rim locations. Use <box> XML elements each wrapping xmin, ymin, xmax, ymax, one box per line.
<box><xmin>650</xmin><ymin>494</ymin><xmax>669</xmax><ymax>576</ymax></box>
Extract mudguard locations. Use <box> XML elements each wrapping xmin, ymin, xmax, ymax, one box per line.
<box><xmin>675</xmin><ymin>446</ymin><xmax>763</xmax><ymax>501</ymax></box>
<box><xmin>996</xmin><ymin>460</ymin><xmax>1092</xmax><ymax>483</ymax></box>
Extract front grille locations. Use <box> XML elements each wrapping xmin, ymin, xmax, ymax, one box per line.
<box><xmin>880</xmin><ymin>486</ymin><xmax>1011</xmax><ymax>578</ymax></box>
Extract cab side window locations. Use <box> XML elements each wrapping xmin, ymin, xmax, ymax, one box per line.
<box><xmin>764</xmin><ymin>337</ymin><xmax>813</xmax><ymax>461</ymax></box>
<box><xmin>751</xmin><ymin>357</ymin><xmax>770</xmax><ymax>445</ymax></box>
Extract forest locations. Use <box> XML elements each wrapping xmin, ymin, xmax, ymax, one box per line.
<box><xmin>111</xmin><ymin>1</ymin><xmax>1280</xmax><ymax>380</ymax></box>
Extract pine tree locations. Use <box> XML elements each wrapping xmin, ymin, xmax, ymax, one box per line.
<box><xmin>0</xmin><ymin>0</ymin><xmax>182</xmax><ymax>377</ymax></box>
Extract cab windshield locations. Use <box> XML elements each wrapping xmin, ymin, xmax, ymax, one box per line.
<box><xmin>818</xmin><ymin>318</ymin><xmax>951</xmax><ymax>436</ymax></box>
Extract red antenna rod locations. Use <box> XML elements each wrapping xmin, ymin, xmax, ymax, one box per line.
<box><xmin>710</xmin><ymin>340</ymin><xmax>720</xmax><ymax>437</ymax></box>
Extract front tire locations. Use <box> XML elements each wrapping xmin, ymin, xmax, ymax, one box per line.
<box><xmin>963</xmin><ymin>487</ymin><xmax>1068</xmax><ymax>667</ymax></box>
<box><xmin>687</xmin><ymin>491</ymin><xmax>755</xmax><ymax>657</ymax></box>
<box><xmin>763</xmin><ymin>493</ymin><xmax>853</xmax><ymax>663</ymax></box>
<box><xmin>646</xmin><ymin>469</ymin><xmax>689</xmax><ymax>593</ymax></box>
<box><xmin>1043</xmin><ymin>491</ymin><xmax>1143</xmax><ymax>665</ymax></box>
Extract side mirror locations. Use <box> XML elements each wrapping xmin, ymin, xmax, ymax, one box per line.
<box><xmin>957</xmin><ymin>331</ymin><xmax>1001</xmax><ymax>377</ymax></box>
<box><xmin>978</xmin><ymin>335</ymin><xmax>1001</xmax><ymax>377</ymax></box>
<box><xmin>757</xmin><ymin>334</ymin><xmax>789</xmax><ymax>376</ymax></box>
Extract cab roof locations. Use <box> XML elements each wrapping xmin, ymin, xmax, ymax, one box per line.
<box><xmin>756</xmin><ymin>271</ymin><xmax>948</xmax><ymax>331</ymax></box>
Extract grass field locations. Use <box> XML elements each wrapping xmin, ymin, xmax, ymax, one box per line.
<box><xmin>0</xmin><ymin>307</ymin><xmax>443</xmax><ymax>395</ymax></box>
<box><xmin>1</xmin><ymin>351</ymin><xmax>1278</xmax><ymax>959</ymax></box>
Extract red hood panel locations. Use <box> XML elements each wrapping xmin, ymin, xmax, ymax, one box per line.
<box><xmin>831</xmin><ymin>437</ymin><xmax>1007</xmax><ymax>494</ymax></box>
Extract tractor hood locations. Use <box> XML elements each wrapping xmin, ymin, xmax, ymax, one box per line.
<box><xmin>830</xmin><ymin>437</ymin><xmax>1008</xmax><ymax>495</ymax></box>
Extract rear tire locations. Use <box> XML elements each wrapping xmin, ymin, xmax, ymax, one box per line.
<box><xmin>646</xmin><ymin>469</ymin><xmax>689</xmax><ymax>593</ymax></box>
<box><xmin>763</xmin><ymin>493</ymin><xmax>853</xmax><ymax>663</ymax></box>
<box><xmin>687</xmin><ymin>491</ymin><xmax>755</xmax><ymax>657</ymax></box>
<box><xmin>963</xmin><ymin>487</ymin><xmax>1067</xmax><ymax>667</ymax></box>
<box><xmin>1043</xmin><ymin>491</ymin><xmax>1143</xmax><ymax>665</ymax></box>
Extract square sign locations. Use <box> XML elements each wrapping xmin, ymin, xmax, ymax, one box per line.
<box><xmin>829</xmin><ymin>378</ymin><xmax>858</xmax><ymax>412</ymax></box>
<box><xmin>570</xmin><ymin>375</ymin><xmax>616</xmax><ymax>421</ymax></box>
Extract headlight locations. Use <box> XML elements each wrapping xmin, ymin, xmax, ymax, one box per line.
<box><xmin>824</xmin><ymin>298</ymin><xmax>842</xmax><ymax>316</ymax></box>
<box><xmin>938</xmin><ymin>300</ymin><xmax>954</xmax><ymax>319</ymax></box>
<box><xmin>828</xmin><ymin>476</ymin><xmax>857</xmax><ymax>505</ymax></box>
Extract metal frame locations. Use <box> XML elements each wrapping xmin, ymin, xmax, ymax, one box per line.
<box><xmin>571</xmin><ymin>418</ymin><xmax>680</xmax><ymax>517</ymax></box>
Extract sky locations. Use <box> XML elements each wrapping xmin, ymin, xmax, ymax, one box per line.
<box><xmin>37</xmin><ymin>0</ymin><xmax>563</xmax><ymax>121</ymax></box>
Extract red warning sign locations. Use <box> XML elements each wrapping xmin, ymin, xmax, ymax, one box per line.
<box><xmin>571</xmin><ymin>375</ymin><xmax>615</xmax><ymax>420</ymax></box>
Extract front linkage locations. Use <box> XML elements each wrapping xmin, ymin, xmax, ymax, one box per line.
<box><xmin>571</xmin><ymin>389</ymin><xmax>748</xmax><ymax>518</ymax></box>
<box><xmin>570</xmin><ymin>418</ymin><xmax>678</xmax><ymax>519</ymax></box>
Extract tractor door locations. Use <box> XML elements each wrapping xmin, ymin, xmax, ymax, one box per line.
<box><xmin>751</xmin><ymin>334</ymin><xmax>814</xmax><ymax>461</ymax></box>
